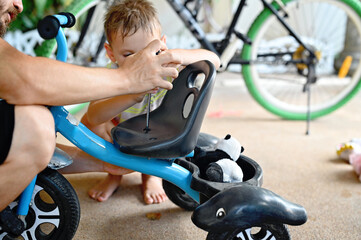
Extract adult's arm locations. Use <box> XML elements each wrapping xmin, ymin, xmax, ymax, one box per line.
<box><xmin>0</xmin><ymin>39</ymin><xmax>178</xmax><ymax>105</ymax></box>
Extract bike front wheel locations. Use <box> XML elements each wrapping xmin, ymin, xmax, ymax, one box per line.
<box><xmin>0</xmin><ymin>168</ymin><xmax>80</xmax><ymax>240</ymax></box>
<box><xmin>206</xmin><ymin>223</ymin><xmax>290</xmax><ymax>240</ymax></box>
<box><xmin>241</xmin><ymin>0</ymin><xmax>361</xmax><ymax>120</ymax></box>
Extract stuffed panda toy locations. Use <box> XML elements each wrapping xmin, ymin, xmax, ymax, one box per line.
<box><xmin>191</xmin><ymin>134</ymin><xmax>244</xmax><ymax>183</ymax></box>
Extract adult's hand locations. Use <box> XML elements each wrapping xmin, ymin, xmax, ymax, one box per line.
<box><xmin>120</xmin><ymin>39</ymin><xmax>180</xmax><ymax>93</ymax></box>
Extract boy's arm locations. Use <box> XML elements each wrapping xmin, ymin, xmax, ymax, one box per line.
<box><xmin>166</xmin><ymin>49</ymin><xmax>220</xmax><ymax>70</ymax></box>
<box><xmin>86</xmin><ymin>93</ymin><xmax>146</xmax><ymax>126</ymax></box>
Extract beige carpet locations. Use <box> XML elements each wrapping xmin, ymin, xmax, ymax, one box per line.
<box><xmin>60</xmin><ymin>71</ymin><xmax>361</xmax><ymax>240</ymax></box>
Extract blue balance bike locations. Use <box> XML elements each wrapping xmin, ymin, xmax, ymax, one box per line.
<box><xmin>0</xmin><ymin>13</ymin><xmax>307</xmax><ymax>240</ymax></box>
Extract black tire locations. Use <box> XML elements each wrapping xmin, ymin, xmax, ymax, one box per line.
<box><xmin>0</xmin><ymin>168</ymin><xmax>80</xmax><ymax>240</ymax></box>
<box><xmin>162</xmin><ymin>179</ymin><xmax>199</xmax><ymax>211</ymax></box>
<box><xmin>206</xmin><ymin>223</ymin><xmax>290</xmax><ymax>240</ymax></box>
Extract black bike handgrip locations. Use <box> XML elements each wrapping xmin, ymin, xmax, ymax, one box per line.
<box><xmin>37</xmin><ymin>15</ymin><xmax>60</xmax><ymax>40</ymax></box>
<box><xmin>59</xmin><ymin>12</ymin><xmax>76</xmax><ymax>28</ymax></box>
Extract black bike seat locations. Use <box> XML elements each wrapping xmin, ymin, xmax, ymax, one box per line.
<box><xmin>111</xmin><ymin>61</ymin><xmax>216</xmax><ymax>158</ymax></box>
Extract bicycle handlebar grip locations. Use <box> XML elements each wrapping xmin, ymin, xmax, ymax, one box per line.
<box><xmin>37</xmin><ymin>12</ymin><xmax>76</xmax><ymax>40</ymax></box>
<box><xmin>58</xmin><ymin>12</ymin><xmax>76</xmax><ymax>28</ymax></box>
<box><xmin>37</xmin><ymin>15</ymin><xmax>60</xmax><ymax>40</ymax></box>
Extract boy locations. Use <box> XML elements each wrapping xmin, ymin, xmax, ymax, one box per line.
<box><xmin>81</xmin><ymin>0</ymin><xmax>220</xmax><ymax>204</ymax></box>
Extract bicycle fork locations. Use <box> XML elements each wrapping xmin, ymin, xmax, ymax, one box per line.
<box><xmin>17</xmin><ymin>177</ymin><xmax>37</xmax><ymax>219</ymax></box>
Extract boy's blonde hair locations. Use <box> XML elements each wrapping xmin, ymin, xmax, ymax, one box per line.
<box><xmin>104</xmin><ymin>0</ymin><xmax>161</xmax><ymax>44</ymax></box>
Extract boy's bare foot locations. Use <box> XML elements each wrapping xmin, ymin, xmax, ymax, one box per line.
<box><xmin>88</xmin><ymin>174</ymin><xmax>122</xmax><ymax>202</ymax></box>
<box><xmin>141</xmin><ymin>174</ymin><xmax>168</xmax><ymax>204</ymax></box>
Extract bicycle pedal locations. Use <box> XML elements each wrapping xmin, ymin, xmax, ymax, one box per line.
<box><xmin>0</xmin><ymin>207</ymin><xmax>25</xmax><ymax>236</ymax></box>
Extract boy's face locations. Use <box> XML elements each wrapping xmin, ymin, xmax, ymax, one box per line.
<box><xmin>105</xmin><ymin>29</ymin><xmax>164</xmax><ymax>66</ymax></box>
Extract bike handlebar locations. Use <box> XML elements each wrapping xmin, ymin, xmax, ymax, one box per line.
<box><xmin>37</xmin><ymin>12</ymin><xmax>75</xmax><ymax>62</ymax></box>
<box><xmin>37</xmin><ymin>12</ymin><xmax>76</xmax><ymax>40</ymax></box>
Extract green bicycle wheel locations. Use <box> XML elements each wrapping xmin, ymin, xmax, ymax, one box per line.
<box><xmin>241</xmin><ymin>0</ymin><xmax>361</xmax><ymax>120</ymax></box>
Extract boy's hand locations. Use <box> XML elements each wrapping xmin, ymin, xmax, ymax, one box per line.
<box><xmin>162</xmin><ymin>62</ymin><xmax>182</xmax><ymax>69</ymax></box>
<box><xmin>159</xmin><ymin>49</ymin><xmax>185</xmax><ymax>73</ymax></box>
<box><xmin>132</xmin><ymin>93</ymin><xmax>144</xmax><ymax>103</ymax></box>
<box><xmin>133</xmin><ymin>87</ymin><xmax>159</xmax><ymax>102</ymax></box>
<box><xmin>120</xmin><ymin>40</ymin><xmax>180</xmax><ymax>94</ymax></box>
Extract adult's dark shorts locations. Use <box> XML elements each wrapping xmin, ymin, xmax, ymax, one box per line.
<box><xmin>0</xmin><ymin>100</ymin><xmax>15</xmax><ymax>164</ymax></box>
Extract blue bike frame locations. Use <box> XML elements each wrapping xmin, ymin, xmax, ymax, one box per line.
<box><xmin>17</xmin><ymin>15</ymin><xmax>199</xmax><ymax>217</ymax></box>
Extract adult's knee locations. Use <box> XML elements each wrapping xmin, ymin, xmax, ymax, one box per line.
<box><xmin>13</xmin><ymin>105</ymin><xmax>55</xmax><ymax>170</ymax></box>
<box><xmin>29</xmin><ymin>106</ymin><xmax>55</xmax><ymax>169</ymax></box>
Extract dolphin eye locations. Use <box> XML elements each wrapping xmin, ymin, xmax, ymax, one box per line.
<box><xmin>216</xmin><ymin>208</ymin><xmax>226</xmax><ymax>219</ymax></box>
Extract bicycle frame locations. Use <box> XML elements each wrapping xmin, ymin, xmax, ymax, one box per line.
<box><xmin>52</xmin><ymin>105</ymin><xmax>199</xmax><ymax>203</ymax></box>
<box><xmin>167</xmin><ymin>0</ymin><xmax>316</xmax><ymax>66</ymax></box>
<box><xmin>16</xmin><ymin>15</ymin><xmax>200</xmax><ymax>218</ymax></box>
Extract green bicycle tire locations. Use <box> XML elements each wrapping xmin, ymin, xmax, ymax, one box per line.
<box><xmin>241</xmin><ymin>0</ymin><xmax>361</xmax><ymax>120</ymax></box>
